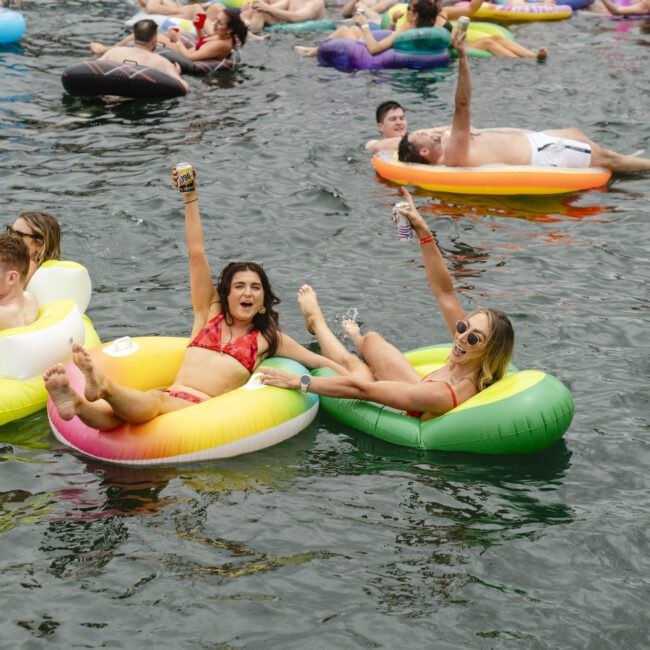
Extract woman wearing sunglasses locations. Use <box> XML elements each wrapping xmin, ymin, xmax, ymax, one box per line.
<box><xmin>258</xmin><ymin>187</ymin><xmax>514</xmax><ymax>420</ymax></box>
<box><xmin>7</xmin><ymin>211</ymin><xmax>61</xmax><ymax>284</ymax></box>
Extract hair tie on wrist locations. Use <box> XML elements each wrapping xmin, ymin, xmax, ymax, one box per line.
<box><xmin>184</xmin><ymin>198</ymin><xmax>198</xmax><ymax>205</ymax></box>
<box><xmin>419</xmin><ymin>234</ymin><xmax>435</xmax><ymax>245</ymax></box>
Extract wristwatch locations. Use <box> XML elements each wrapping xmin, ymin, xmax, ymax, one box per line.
<box><xmin>299</xmin><ymin>374</ymin><xmax>312</xmax><ymax>393</ymax></box>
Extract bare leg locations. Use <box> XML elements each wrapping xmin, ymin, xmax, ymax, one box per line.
<box><xmin>298</xmin><ymin>285</ymin><xmax>374</xmax><ymax>380</ymax></box>
<box><xmin>544</xmin><ymin>129</ymin><xmax>650</xmax><ymax>172</ymax></box>
<box><xmin>350</xmin><ymin>327</ymin><xmax>421</xmax><ymax>384</ymax></box>
<box><xmin>71</xmin><ymin>343</ymin><xmax>190</xmax><ymax>423</ymax></box>
<box><xmin>295</xmin><ymin>46</ymin><xmax>319</xmax><ymax>57</ymax></box>
<box><xmin>45</xmin><ymin>365</ymin><xmax>123</xmax><ymax>430</ymax></box>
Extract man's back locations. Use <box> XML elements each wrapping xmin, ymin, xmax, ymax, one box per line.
<box><xmin>0</xmin><ymin>291</ymin><xmax>38</xmax><ymax>331</ymax></box>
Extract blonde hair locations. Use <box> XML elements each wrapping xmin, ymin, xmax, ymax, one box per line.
<box><xmin>470</xmin><ymin>308</ymin><xmax>514</xmax><ymax>391</ymax></box>
<box><xmin>18</xmin><ymin>211</ymin><xmax>61</xmax><ymax>266</ymax></box>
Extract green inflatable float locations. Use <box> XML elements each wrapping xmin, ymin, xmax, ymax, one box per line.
<box><xmin>313</xmin><ymin>344</ymin><xmax>574</xmax><ymax>455</ymax></box>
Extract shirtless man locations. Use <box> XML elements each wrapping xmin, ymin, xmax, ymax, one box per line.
<box><xmin>365</xmin><ymin>100</ymin><xmax>478</xmax><ymax>155</ymax></box>
<box><xmin>240</xmin><ymin>0</ymin><xmax>326</xmax><ymax>32</ymax></box>
<box><xmin>398</xmin><ymin>31</ymin><xmax>650</xmax><ymax>173</ymax></box>
<box><xmin>0</xmin><ymin>233</ymin><xmax>38</xmax><ymax>331</ymax></box>
<box><xmin>92</xmin><ymin>19</ymin><xmax>189</xmax><ymax>93</ymax></box>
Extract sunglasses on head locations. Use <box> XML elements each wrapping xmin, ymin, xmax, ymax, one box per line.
<box><xmin>456</xmin><ymin>320</ymin><xmax>482</xmax><ymax>347</ymax></box>
<box><xmin>5</xmin><ymin>225</ymin><xmax>43</xmax><ymax>241</ymax></box>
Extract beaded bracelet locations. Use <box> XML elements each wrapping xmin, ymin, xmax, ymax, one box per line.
<box><xmin>419</xmin><ymin>234</ymin><xmax>435</xmax><ymax>245</ymax></box>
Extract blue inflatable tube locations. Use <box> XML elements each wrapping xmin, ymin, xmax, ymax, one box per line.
<box><xmin>0</xmin><ymin>8</ymin><xmax>25</xmax><ymax>44</ymax></box>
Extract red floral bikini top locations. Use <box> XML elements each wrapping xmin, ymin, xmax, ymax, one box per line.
<box><xmin>187</xmin><ymin>312</ymin><xmax>260</xmax><ymax>373</ymax></box>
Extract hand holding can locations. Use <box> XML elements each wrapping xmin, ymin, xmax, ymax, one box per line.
<box><xmin>393</xmin><ymin>201</ymin><xmax>413</xmax><ymax>242</ymax></box>
<box><xmin>457</xmin><ymin>16</ymin><xmax>470</xmax><ymax>32</ymax></box>
<box><xmin>174</xmin><ymin>162</ymin><xmax>196</xmax><ymax>193</ymax></box>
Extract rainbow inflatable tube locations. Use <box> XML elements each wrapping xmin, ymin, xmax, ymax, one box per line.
<box><xmin>0</xmin><ymin>7</ymin><xmax>25</xmax><ymax>44</ymax></box>
<box><xmin>48</xmin><ymin>337</ymin><xmax>320</xmax><ymax>466</ymax></box>
<box><xmin>372</xmin><ymin>151</ymin><xmax>612</xmax><ymax>196</ymax></box>
<box><xmin>0</xmin><ymin>300</ymin><xmax>85</xmax><ymax>427</ymax></box>
<box><xmin>314</xmin><ymin>345</ymin><xmax>574</xmax><ymax>455</ymax></box>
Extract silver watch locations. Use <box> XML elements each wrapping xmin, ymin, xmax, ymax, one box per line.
<box><xmin>299</xmin><ymin>374</ymin><xmax>312</xmax><ymax>393</ymax></box>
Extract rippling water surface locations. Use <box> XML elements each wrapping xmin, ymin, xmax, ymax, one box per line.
<box><xmin>0</xmin><ymin>1</ymin><xmax>648</xmax><ymax>647</ymax></box>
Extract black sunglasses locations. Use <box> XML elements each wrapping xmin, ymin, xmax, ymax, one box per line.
<box><xmin>6</xmin><ymin>225</ymin><xmax>43</xmax><ymax>241</ymax></box>
<box><xmin>456</xmin><ymin>320</ymin><xmax>482</xmax><ymax>347</ymax></box>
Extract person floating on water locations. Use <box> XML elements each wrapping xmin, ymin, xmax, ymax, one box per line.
<box><xmin>258</xmin><ymin>187</ymin><xmax>515</xmax><ymax>421</ymax></box>
<box><xmin>44</xmin><ymin>168</ymin><xmax>348</xmax><ymax>430</ymax></box>
<box><xmin>397</xmin><ymin>29</ymin><xmax>650</xmax><ymax>172</ymax></box>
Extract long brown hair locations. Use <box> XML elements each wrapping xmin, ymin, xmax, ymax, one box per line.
<box><xmin>216</xmin><ymin>261</ymin><xmax>281</xmax><ymax>356</ymax></box>
<box><xmin>18</xmin><ymin>211</ymin><xmax>61</xmax><ymax>266</ymax></box>
<box><xmin>471</xmin><ymin>308</ymin><xmax>514</xmax><ymax>390</ymax></box>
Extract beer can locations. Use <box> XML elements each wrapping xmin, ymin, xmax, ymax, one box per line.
<box><xmin>175</xmin><ymin>162</ymin><xmax>195</xmax><ymax>193</ymax></box>
<box><xmin>394</xmin><ymin>201</ymin><xmax>412</xmax><ymax>242</ymax></box>
<box><xmin>355</xmin><ymin>4</ymin><xmax>366</xmax><ymax>14</ymax></box>
<box><xmin>457</xmin><ymin>16</ymin><xmax>470</xmax><ymax>32</ymax></box>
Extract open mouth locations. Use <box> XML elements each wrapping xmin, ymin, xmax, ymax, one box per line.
<box><xmin>240</xmin><ymin>301</ymin><xmax>253</xmax><ymax>309</ymax></box>
<box><xmin>452</xmin><ymin>343</ymin><xmax>466</xmax><ymax>356</ymax></box>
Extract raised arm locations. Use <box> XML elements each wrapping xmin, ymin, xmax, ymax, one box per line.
<box><xmin>399</xmin><ymin>187</ymin><xmax>466</xmax><ymax>337</ymax></box>
<box><xmin>443</xmin><ymin>30</ymin><xmax>471</xmax><ymax>167</ymax></box>
<box><xmin>171</xmin><ymin>168</ymin><xmax>220</xmax><ymax>332</ymax></box>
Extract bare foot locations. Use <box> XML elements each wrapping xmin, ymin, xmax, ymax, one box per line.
<box><xmin>342</xmin><ymin>319</ymin><xmax>363</xmax><ymax>347</ymax></box>
<box><xmin>44</xmin><ymin>365</ymin><xmax>81</xmax><ymax>421</ymax></box>
<box><xmin>72</xmin><ymin>343</ymin><xmax>109</xmax><ymax>402</ymax></box>
<box><xmin>294</xmin><ymin>45</ymin><xmax>318</xmax><ymax>58</ymax></box>
<box><xmin>537</xmin><ymin>48</ymin><xmax>548</xmax><ymax>61</ymax></box>
<box><xmin>90</xmin><ymin>42</ymin><xmax>108</xmax><ymax>55</ymax></box>
<box><xmin>297</xmin><ymin>284</ymin><xmax>325</xmax><ymax>335</ymax></box>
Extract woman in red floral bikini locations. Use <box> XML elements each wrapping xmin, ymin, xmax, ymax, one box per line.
<box><xmin>44</xmin><ymin>168</ymin><xmax>345</xmax><ymax>430</ymax></box>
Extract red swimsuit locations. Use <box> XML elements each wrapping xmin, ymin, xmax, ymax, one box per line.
<box><xmin>406</xmin><ymin>378</ymin><xmax>458</xmax><ymax>419</ymax></box>
<box><xmin>187</xmin><ymin>312</ymin><xmax>260</xmax><ymax>373</ymax></box>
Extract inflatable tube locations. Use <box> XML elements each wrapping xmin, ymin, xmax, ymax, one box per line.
<box><xmin>0</xmin><ymin>7</ymin><xmax>25</xmax><ymax>44</ymax></box>
<box><xmin>314</xmin><ymin>344</ymin><xmax>574</xmax><ymax>455</ymax></box>
<box><xmin>0</xmin><ymin>300</ymin><xmax>86</xmax><ymax>427</ymax></box>
<box><xmin>265</xmin><ymin>19</ymin><xmax>337</xmax><ymax>31</ymax></box>
<box><xmin>458</xmin><ymin>2</ymin><xmax>573</xmax><ymax>22</ymax></box>
<box><xmin>158</xmin><ymin>48</ymin><xmax>240</xmax><ymax>74</ymax></box>
<box><xmin>393</xmin><ymin>26</ymin><xmax>452</xmax><ymax>53</ymax></box>
<box><xmin>372</xmin><ymin>150</ymin><xmax>612</xmax><ymax>196</ymax></box>
<box><xmin>125</xmin><ymin>12</ymin><xmax>197</xmax><ymax>37</ymax></box>
<box><xmin>212</xmin><ymin>0</ymin><xmax>246</xmax><ymax>10</ymax></box>
<box><xmin>61</xmin><ymin>60</ymin><xmax>187</xmax><ymax>100</ymax></box>
<box><xmin>27</xmin><ymin>260</ymin><xmax>101</xmax><ymax>349</ymax></box>
<box><xmin>317</xmin><ymin>30</ymin><xmax>450</xmax><ymax>71</ymax></box>
<box><xmin>48</xmin><ymin>337</ymin><xmax>320</xmax><ymax>465</ymax></box>
<box><xmin>450</xmin><ymin>21</ymin><xmax>515</xmax><ymax>57</ymax></box>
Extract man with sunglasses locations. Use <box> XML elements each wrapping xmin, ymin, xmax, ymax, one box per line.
<box><xmin>397</xmin><ymin>30</ymin><xmax>650</xmax><ymax>173</ymax></box>
<box><xmin>0</xmin><ymin>233</ymin><xmax>38</xmax><ymax>331</ymax></box>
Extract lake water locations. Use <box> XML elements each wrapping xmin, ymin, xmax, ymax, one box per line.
<box><xmin>0</xmin><ymin>2</ymin><xmax>649</xmax><ymax>647</ymax></box>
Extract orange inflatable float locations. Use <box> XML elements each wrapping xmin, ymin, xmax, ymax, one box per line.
<box><xmin>371</xmin><ymin>151</ymin><xmax>612</xmax><ymax>196</ymax></box>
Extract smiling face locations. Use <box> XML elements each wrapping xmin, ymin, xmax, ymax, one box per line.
<box><xmin>226</xmin><ymin>270</ymin><xmax>265</xmax><ymax>322</ymax></box>
<box><xmin>378</xmin><ymin>107</ymin><xmax>408</xmax><ymax>139</ymax></box>
<box><xmin>450</xmin><ymin>312</ymin><xmax>491</xmax><ymax>367</ymax></box>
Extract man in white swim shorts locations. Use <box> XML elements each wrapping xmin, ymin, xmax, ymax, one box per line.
<box><xmin>527</xmin><ymin>132</ymin><xmax>592</xmax><ymax>167</ymax></box>
<box><xmin>397</xmin><ymin>30</ymin><xmax>650</xmax><ymax>173</ymax></box>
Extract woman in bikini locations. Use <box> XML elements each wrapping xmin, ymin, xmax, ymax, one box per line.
<box><xmin>258</xmin><ymin>187</ymin><xmax>514</xmax><ymax>420</ymax></box>
<box><xmin>163</xmin><ymin>7</ymin><xmax>248</xmax><ymax>62</ymax></box>
<box><xmin>295</xmin><ymin>0</ymin><xmax>547</xmax><ymax>60</ymax></box>
<box><xmin>44</xmin><ymin>168</ymin><xmax>346</xmax><ymax>431</ymax></box>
